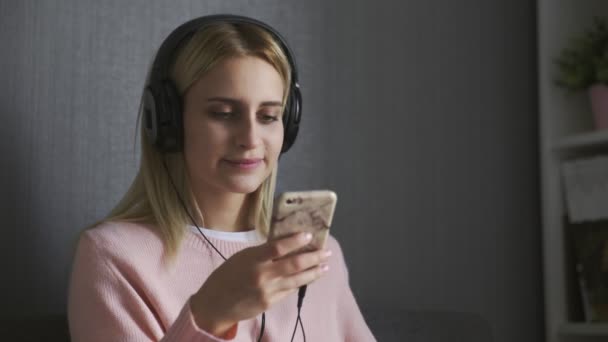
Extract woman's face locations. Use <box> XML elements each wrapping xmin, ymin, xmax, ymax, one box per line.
<box><xmin>182</xmin><ymin>56</ymin><xmax>285</xmax><ymax>195</ymax></box>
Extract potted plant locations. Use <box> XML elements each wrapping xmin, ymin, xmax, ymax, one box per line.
<box><xmin>556</xmin><ymin>16</ymin><xmax>608</xmax><ymax>130</ymax></box>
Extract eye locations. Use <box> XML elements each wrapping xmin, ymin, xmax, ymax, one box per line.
<box><xmin>260</xmin><ymin>113</ymin><xmax>280</xmax><ymax>123</ymax></box>
<box><xmin>211</xmin><ymin>111</ymin><xmax>234</xmax><ymax>119</ymax></box>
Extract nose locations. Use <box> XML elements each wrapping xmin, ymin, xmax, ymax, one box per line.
<box><xmin>236</xmin><ymin>113</ymin><xmax>262</xmax><ymax>150</ymax></box>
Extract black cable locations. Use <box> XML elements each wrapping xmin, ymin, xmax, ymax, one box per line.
<box><xmin>297</xmin><ymin>285</ymin><xmax>307</xmax><ymax>309</ymax></box>
<box><xmin>162</xmin><ymin>160</ymin><xmax>269</xmax><ymax>340</ymax></box>
<box><xmin>163</xmin><ymin>161</ymin><xmax>227</xmax><ymax>261</ymax></box>
<box><xmin>258</xmin><ymin>312</ymin><xmax>265</xmax><ymax>342</ymax></box>
<box><xmin>162</xmin><ymin>159</ymin><xmax>307</xmax><ymax>341</ymax></box>
<box><xmin>290</xmin><ymin>315</ymin><xmax>299</xmax><ymax>341</ymax></box>
<box><xmin>298</xmin><ymin>316</ymin><xmax>306</xmax><ymax>341</ymax></box>
<box><xmin>290</xmin><ymin>285</ymin><xmax>307</xmax><ymax>342</ymax></box>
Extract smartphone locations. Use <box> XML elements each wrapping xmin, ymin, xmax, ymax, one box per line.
<box><xmin>268</xmin><ymin>190</ymin><xmax>337</xmax><ymax>258</ymax></box>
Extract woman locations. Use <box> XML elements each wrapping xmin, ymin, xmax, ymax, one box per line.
<box><xmin>67</xmin><ymin>14</ymin><xmax>376</xmax><ymax>341</ymax></box>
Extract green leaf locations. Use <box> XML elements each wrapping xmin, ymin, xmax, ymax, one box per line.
<box><xmin>555</xmin><ymin>16</ymin><xmax>608</xmax><ymax>90</ymax></box>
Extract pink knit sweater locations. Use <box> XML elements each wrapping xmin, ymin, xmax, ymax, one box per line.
<box><xmin>67</xmin><ymin>221</ymin><xmax>376</xmax><ymax>341</ymax></box>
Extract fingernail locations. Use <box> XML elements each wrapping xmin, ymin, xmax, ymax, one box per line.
<box><xmin>304</xmin><ymin>233</ymin><xmax>312</xmax><ymax>241</ymax></box>
<box><xmin>323</xmin><ymin>250</ymin><xmax>332</xmax><ymax>258</ymax></box>
<box><xmin>320</xmin><ymin>263</ymin><xmax>330</xmax><ymax>272</ymax></box>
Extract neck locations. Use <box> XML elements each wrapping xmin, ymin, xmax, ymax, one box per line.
<box><xmin>191</xmin><ymin>187</ymin><xmax>256</xmax><ymax>233</ymax></box>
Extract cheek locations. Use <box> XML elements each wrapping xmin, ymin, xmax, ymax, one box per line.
<box><xmin>183</xmin><ymin>121</ymin><xmax>223</xmax><ymax>167</ymax></box>
<box><xmin>270</xmin><ymin>127</ymin><xmax>285</xmax><ymax>154</ymax></box>
<box><xmin>184</xmin><ymin>113</ymin><xmax>224</xmax><ymax>150</ymax></box>
<box><xmin>184</xmin><ymin>124</ymin><xmax>205</xmax><ymax>156</ymax></box>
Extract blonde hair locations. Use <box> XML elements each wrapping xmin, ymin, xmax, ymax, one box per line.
<box><xmin>88</xmin><ymin>21</ymin><xmax>292</xmax><ymax>261</ymax></box>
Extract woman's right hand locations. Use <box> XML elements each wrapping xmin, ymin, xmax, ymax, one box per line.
<box><xmin>190</xmin><ymin>231</ymin><xmax>332</xmax><ymax>337</ymax></box>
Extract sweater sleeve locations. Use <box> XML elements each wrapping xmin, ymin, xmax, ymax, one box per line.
<box><xmin>67</xmin><ymin>231</ymin><xmax>235</xmax><ymax>342</ymax></box>
<box><xmin>333</xmin><ymin>239</ymin><xmax>377</xmax><ymax>342</ymax></box>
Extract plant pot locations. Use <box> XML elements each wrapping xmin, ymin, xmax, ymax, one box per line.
<box><xmin>589</xmin><ymin>84</ymin><xmax>608</xmax><ymax>130</ymax></box>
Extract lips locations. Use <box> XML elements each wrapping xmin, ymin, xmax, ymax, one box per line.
<box><xmin>223</xmin><ymin>158</ymin><xmax>263</xmax><ymax>170</ymax></box>
<box><xmin>225</xmin><ymin>158</ymin><xmax>263</xmax><ymax>164</ymax></box>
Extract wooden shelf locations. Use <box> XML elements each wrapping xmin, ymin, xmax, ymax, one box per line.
<box><xmin>552</xmin><ymin>130</ymin><xmax>608</xmax><ymax>152</ymax></box>
<box><xmin>559</xmin><ymin>323</ymin><xmax>608</xmax><ymax>336</ymax></box>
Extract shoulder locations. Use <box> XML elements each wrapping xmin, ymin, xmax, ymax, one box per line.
<box><xmin>83</xmin><ymin>220</ymin><xmax>161</xmax><ymax>244</ymax></box>
<box><xmin>325</xmin><ymin>233</ymin><xmax>350</xmax><ymax>279</ymax></box>
<box><xmin>79</xmin><ymin>220</ymin><xmax>163</xmax><ymax>251</ymax></box>
<box><xmin>326</xmin><ymin>233</ymin><xmax>345</xmax><ymax>257</ymax></box>
<box><xmin>75</xmin><ymin>220</ymin><xmax>165</xmax><ymax>267</ymax></box>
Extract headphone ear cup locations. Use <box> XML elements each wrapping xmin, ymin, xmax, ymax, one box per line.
<box><xmin>281</xmin><ymin>84</ymin><xmax>302</xmax><ymax>153</ymax></box>
<box><xmin>161</xmin><ymin>79</ymin><xmax>183</xmax><ymax>152</ymax></box>
<box><xmin>143</xmin><ymin>84</ymin><xmax>161</xmax><ymax>148</ymax></box>
<box><xmin>143</xmin><ymin>80</ymin><xmax>183</xmax><ymax>153</ymax></box>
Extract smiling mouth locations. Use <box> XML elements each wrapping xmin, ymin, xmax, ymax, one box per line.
<box><xmin>225</xmin><ymin>158</ymin><xmax>263</xmax><ymax>164</ymax></box>
<box><xmin>223</xmin><ymin>159</ymin><xmax>263</xmax><ymax>170</ymax></box>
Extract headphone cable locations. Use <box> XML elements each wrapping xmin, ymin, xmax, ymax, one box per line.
<box><xmin>291</xmin><ymin>285</ymin><xmax>307</xmax><ymax>342</ymax></box>
<box><xmin>162</xmin><ymin>160</ymin><xmax>306</xmax><ymax>341</ymax></box>
<box><xmin>162</xmin><ymin>160</ymin><xmax>267</xmax><ymax>340</ymax></box>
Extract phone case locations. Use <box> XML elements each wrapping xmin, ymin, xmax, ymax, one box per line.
<box><xmin>268</xmin><ymin>190</ymin><xmax>337</xmax><ymax>257</ymax></box>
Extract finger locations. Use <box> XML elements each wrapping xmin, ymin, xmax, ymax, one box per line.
<box><xmin>269</xmin><ymin>248</ymin><xmax>332</xmax><ymax>278</ymax></box>
<box><xmin>260</xmin><ymin>231</ymin><xmax>312</xmax><ymax>261</ymax></box>
<box><xmin>275</xmin><ymin>262</ymin><xmax>330</xmax><ymax>292</ymax></box>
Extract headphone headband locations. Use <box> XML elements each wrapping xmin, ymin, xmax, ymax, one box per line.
<box><xmin>150</xmin><ymin>14</ymin><xmax>299</xmax><ymax>86</ymax></box>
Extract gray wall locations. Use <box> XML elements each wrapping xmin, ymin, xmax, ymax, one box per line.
<box><xmin>0</xmin><ymin>1</ymin><xmax>540</xmax><ymax>341</ymax></box>
<box><xmin>322</xmin><ymin>2</ymin><xmax>541</xmax><ymax>342</ymax></box>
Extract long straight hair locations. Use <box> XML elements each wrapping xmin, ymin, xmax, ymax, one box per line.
<box><xmin>87</xmin><ymin>21</ymin><xmax>292</xmax><ymax>261</ymax></box>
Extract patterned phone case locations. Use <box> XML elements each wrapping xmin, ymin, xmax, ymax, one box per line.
<box><xmin>268</xmin><ymin>190</ymin><xmax>337</xmax><ymax>257</ymax></box>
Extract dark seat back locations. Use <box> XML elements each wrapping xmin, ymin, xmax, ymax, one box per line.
<box><xmin>0</xmin><ymin>315</ymin><xmax>70</xmax><ymax>342</ymax></box>
<box><xmin>363</xmin><ymin>307</ymin><xmax>493</xmax><ymax>342</ymax></box>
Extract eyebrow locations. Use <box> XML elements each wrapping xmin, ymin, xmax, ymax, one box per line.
<box><xmin>206</xmin><ymin>97</ymin><xmax>283</xmax><ymax>107</ymax></box>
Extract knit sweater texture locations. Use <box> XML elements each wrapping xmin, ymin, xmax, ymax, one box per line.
<box><xmin>67</xmin><ymin>221</ymin><xmax>376</xmax><ymax>341</ymax></box>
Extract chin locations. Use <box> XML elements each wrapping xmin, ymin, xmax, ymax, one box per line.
<box><xmin>223</xmin><ymin>179</ymin><xmax>265</xmax><ymax>194</ymax></box>
<box><xmin>218</xmin><ymin>166</ymin><xmax>273</xmax><ymax>194</ymax></box>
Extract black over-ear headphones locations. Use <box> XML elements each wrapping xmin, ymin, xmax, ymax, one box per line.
<box><xmin>143</xmin><ymin>14</ymin><xmax>302</xmax><ymax>154</ymax></box>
